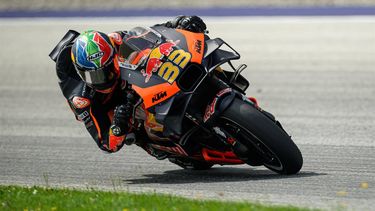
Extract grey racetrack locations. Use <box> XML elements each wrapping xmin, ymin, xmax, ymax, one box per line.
<box><xmin>1</xmin><ymin>17</ymin><xmax>374</xmax><ymax>210</ymax></box>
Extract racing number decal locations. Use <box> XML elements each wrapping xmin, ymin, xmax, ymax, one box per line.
<box><xmin>169</xmin><ymin>49</ymin><xmax>191</xmax><ymax>68</ymax></box>
<box><xmin>158</xmin><ymin>62</ymin><xmax>179</xmax><ymax>84</ymax></box>
<box><xmin>158</xmin><ymin>49</ymin><xmax>191</xmax><ymax>84</ymax></box>
<box><xmin>142</xmin><ymin>40</ymin><xmax>191</xmax><ymax>84</ymax></box>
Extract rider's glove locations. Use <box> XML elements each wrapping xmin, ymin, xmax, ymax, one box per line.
<box><xmin>111</xmin><ymin>103</ymin><xmax>132</xmax><ymax>136</ymax></box>
<box><xmin>167</xmin><ymin>16</ymin><xmax>207</xmax><ymax>33</ymax></box>
<box><xmin>111</xmin><ymin>92</ymin><xmax>136</xmax><ymax>136</ymax></box>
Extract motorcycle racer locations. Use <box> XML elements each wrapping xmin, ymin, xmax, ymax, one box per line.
<box><xmin>50</xmin><ymin>16</ymin><xmax>207</xmax><ymax>153</ymax></box>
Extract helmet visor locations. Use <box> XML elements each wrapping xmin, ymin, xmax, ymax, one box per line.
<box><xmin>76</xmin><ymin>62</ymin><xmax>114</xmax><ymax>86</ymax></box>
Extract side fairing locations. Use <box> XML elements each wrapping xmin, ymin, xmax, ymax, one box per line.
<box><xmin>119</xmin><ymin>26</ymin><xmax>205</xmax><ymax>109</ymax></box>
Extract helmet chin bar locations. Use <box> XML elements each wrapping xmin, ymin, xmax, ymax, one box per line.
<box><xmin>90</xmin><ymin>76</ymin><xmax>118</xmax><ymax>94</ymax></box>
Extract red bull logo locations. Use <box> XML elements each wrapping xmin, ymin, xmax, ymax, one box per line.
<box><xmin>141</xmin><ymin>40</ymin><xmax>180</xmax><ymax>83</ymax></box>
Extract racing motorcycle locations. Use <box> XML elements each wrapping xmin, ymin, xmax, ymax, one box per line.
<box><xmin>117</xmin><ymin>25</ymin><xmax>303</xmax><ymax>175</ymax></box>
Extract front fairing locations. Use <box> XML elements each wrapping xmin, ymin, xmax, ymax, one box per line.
<box><xmin>120</xmin><ymin>26</ymin><xmax>241</xmax><ymax>136</ymax></box>
<box><xmin>119</xmin><ymin>26</ymin><xmax>196</xmax><ymax>108</ymax></box>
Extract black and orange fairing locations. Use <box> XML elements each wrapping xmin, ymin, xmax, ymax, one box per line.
<box><xmin>119</xmin><ymin>26</ymin><xmax>205</xmax><ymax>109</ymax></box>
<box><xmin>175</xmin><ymin>29</ymin><xmax>205</xmax><ymax>64</ymax></box>
<box><xmin>132</xmin><ymin>82</ymin><xmax>180</xmax><ymax>108</ymax></box>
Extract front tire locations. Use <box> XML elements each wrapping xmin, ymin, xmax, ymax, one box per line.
<box><xmin>220</xmin><ymin>98</ymin><xmax>303</xmax><ymax>175</ymax></box>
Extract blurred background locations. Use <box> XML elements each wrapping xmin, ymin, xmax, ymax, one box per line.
<box><xmin>1</xmin><ymin>0</ymin><xmax>373</xmax><ymax>146</ymax></box>
<box><xmin>1</xmin><ymin>0</ymin><xmax>375</xmax><ymax>10</ymax></box>
<box><xmin>1</xmin><ymin>1</ymin><xmax>374</xmax><ymax>210</ymax></box>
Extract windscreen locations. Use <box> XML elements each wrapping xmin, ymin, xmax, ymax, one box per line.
<box><xmin>118</xmin><ymin>27</ymin><xmax>161</xmax><ymax>68</ymax></box>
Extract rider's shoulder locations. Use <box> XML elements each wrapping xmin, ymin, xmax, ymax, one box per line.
<box><xmin>55</xmin><ymin>44</ymin><xmax>80</xmax><ymax>80</ymax></box>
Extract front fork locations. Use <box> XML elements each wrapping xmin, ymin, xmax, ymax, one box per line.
<box><xmin>202</xmin><ymin>88</ymin><xmax>259</xmax><ymax>125</ymax></box>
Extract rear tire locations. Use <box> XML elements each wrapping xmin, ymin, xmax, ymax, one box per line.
<box><xmin>220</xmin><ymin>98</ymin><xmax>303</xmax><ymax>175</ymax></box>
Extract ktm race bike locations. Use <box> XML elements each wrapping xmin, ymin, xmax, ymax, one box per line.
<box><xmin>116</xmin><ymin>25</ymin><xmax>303</xmax><ymax>175</ymax></box>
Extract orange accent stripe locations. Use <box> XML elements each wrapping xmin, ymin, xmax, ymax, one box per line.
<box><xmin>89</xmin><ymin>108</ymin><xmax>102</xmax><ymax>141</ymax></box>
<box><xmin>176</xmin><ymin>29</ymin><xmax>204</xmax><ymax>64</ymax></box>
<box><xmin>132</xmin><ymin>82</ymin><xmax>180</xmax><ymax>109</ymax></box>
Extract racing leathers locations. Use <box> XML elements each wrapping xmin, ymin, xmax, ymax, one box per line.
<box><xmin>55</xmin><ymin>32</ymin><xmax>131</xmax><ymax>153</ymax></box>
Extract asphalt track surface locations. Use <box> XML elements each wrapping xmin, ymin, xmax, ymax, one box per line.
<box><xmin>1</xmin><ymin>17</ymin><xmax>374</xmax><ymax>210</ymax></box>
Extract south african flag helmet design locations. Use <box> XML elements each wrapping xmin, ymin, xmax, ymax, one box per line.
<box><xmin>71</xmin><ymin>30</ymin><xmax>117</xmax><ymax>89</ymax></box>
<box><xmin>71</xmin><ymin>30</ymin><xmax>114</xmax><ymax>70</ymax></box>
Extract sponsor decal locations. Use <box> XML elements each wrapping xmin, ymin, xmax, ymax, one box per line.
<box><xmin>203</xmin><ymin>88</ymin><xmax>232</xmax><ymax>122</ymax></box>
<box><xmin>203</xmin><ymin>98</ymin><xmax>217</xmax><ymax>122</ymax></box>
<box><xmin>141</xmin><ymin>40</ymin><xmax>178</xmax><ymax>83</ymax></box>
<box><xmin>77</xmin><ymin>111</ymin><xmax>89</xmax><ymax>121</ymax></box>
<box><xmin>72</xmin><ymin>96</ymin><xmax>90</xmax><ymax>109</ymax></box>
<box><xmin>87</xmin><ymin>51</ymin><xmax>104</xmax><ymax>61</ymax></box>
<box><xmin>152</xmin><ymin>91</ymin><xmax>167</xmax><ymax>103</ymax></box>
<box><xmin>141</xmin><ymin>40</ymin><xmax>192</xmax><ymax>84</ymax></box>
<box><xmin>194</xmin><ymin>40</ymin><xmax>202</xmax><ymax>54</ymax></box>
<box><xmin>217</xmin><ymin>88</ymin><xmax>232</xmax><ymax>97</ymax></box>
<box><xmin>119</xmin><ymin>61</ymin><xmax>137</xmax><ymax>70</ymax></box>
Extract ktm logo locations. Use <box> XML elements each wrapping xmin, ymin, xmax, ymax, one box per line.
<box><xmin>194</xmin><ymin>40</ymin><xmax>202</xmax><ymax>54</ymax></box>
<box><xmin>152</xmin><ymin>91</ymin><xmax>167</xmax><ymax>103</ymax></box>
<box><xmin>87</xmin><ymin>51</ymin><xmax>104</xmax><ymax>61</ymax></box>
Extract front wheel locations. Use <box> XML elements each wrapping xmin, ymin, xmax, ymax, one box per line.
<box><xmin>219</xmin><ymin>98</ymin><xmax>303</xmax><ymax>175</ymax></box>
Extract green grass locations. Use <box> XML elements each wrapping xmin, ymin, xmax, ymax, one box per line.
<box><xmin>0</xmin><ymin>185</ymin><xmax>315</xmax><ymax>211</ymax></box>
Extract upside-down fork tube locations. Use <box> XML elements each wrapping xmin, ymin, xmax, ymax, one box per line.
<box><xmin>201</xmin><ymin>148</ymin><xmax>244</xmax><ymax>164</ymax></box>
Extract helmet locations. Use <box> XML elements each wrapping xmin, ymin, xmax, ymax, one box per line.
<box><xmin>71</xmin><ymin>30</ymin><xmax>117</xmax><ymax>91</ymax></box>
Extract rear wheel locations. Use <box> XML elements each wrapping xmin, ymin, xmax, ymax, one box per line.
<box><xmin>219</xmin><ymin>98</ymin><xmax>303</xmax><ymax>174</ymax></box>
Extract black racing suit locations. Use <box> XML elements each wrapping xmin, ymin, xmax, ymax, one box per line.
<box><xmin>55</xmin><ymin>30</ymin><xmax>132</xmax><ymax>153</ymax></box>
